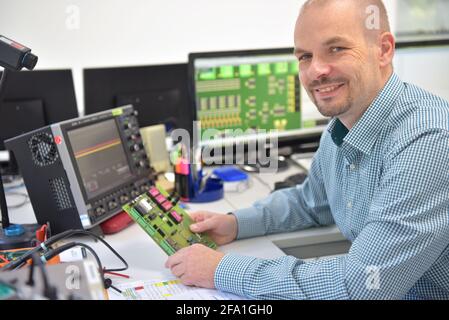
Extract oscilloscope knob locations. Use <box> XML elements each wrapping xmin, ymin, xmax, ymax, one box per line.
<box><xmin>130</xmin><ymin>144</ymin><xmax>140</xmax><ymax>152</ymax></box>
<box><xmin>128</xmin><ymin>133</ymin><xmax>141</xmax><ymax>141</ymax></box>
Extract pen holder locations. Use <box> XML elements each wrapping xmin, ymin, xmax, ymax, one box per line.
<box><xmin>189</xmin><ymin>176</ymin><xmax>224</xmax><ymax>203</ymax></box>
<box><xmin>174</xmin><ymin>161</ymin><xmax>224</xmax><ymax>203</ymax></box>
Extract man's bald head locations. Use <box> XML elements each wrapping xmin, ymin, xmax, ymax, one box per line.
<box><xmin>294</xmin><ymin>0</ymin><xmax>396</xmax><ymax>128</ymax></box>
<box><xmin>300</xmin><ymin>0</ymin><xmax>391</xmax><ymax>43</ymax></box>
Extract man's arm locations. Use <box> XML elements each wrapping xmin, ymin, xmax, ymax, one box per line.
<box><xmin>234</xmin><ymin>147</ymin><xmax>335</xmax><ymax>239</ymax></box>
<box><xmin>215</xmin><ymin>129</ymin><xmax>449</xmax><ymax>299</ymax></box>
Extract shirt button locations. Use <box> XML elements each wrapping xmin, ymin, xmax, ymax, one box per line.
<box><xmin>347</xmin><ymin>201</ymin><xmax>353</xmax><ymax>209</ymax></box>
<box><xmin>350</xmin><ymin>164</ymin><xmax>356</xmax><ymax>171</ymax></box>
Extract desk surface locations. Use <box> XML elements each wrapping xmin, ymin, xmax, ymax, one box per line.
<box><xmin>4</xmin><ymin>160</ymin><xmax>345</xmax><ymax>284</ymax></box>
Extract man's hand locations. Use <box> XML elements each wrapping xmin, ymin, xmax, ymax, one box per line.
<box><xmin>165</xmin><ymin>244</ymin><xmax>225</xmax><ymax>288</ymax></box>
<box><xmin>189</xmin><ymin>211</ymin><xmax>238</xmax><ymax>245</ymax></box>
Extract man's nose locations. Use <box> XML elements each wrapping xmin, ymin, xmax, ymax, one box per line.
<box><xmin>307</xmin><ymin>56</ymin><xmax>332</xmax><ymax>80</ymax></box>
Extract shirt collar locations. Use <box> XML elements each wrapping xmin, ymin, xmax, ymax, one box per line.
<box><xmin>329</xmin><ymin>118</ymin><xmax>349</xmax><ymax>146</ymax></box>
<box><xmin>327</xmin><ymin>72</ymin><xmax>404</xmax><ymax>155</ymax></box>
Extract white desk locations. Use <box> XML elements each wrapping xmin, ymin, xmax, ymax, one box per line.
<box><xmin>4</xmin><ymin>161</ymin><xmax>348</xmax><ymax>283</ymax></box>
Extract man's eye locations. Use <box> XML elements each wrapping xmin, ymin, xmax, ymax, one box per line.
<box><xmin>331</xmin><ymin>47</ymin><xmax>345</xmax><ymax>53</ymax></box>
<box><xmin>298</xmin><ymin>54</ymin><xmax>312</xmax><ymax>61</ymax></box>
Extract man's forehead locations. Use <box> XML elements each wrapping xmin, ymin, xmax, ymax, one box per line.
<box><xmin>294</xmin><ymin>2</ymin><xmax>367</xmax><ymax>51</ymax></box>
<box><xmin>294</xmin><ymin>36</ymin><xmax>354</xmax><ymax>54</ymax></box>
<box><xmin>296</xmin><ymin>0</ymin><xmax>389</xmax><ymax>42</ymax></box>
<box><xmin>296</xmin><ymin>0</ymin><xmax>365</xmax><ymax>33</ymax></box>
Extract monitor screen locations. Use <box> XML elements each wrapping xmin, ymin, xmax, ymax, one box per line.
<box><xmin>189</xmin><ymin>48</ymin><xmax>328</xmax><ymax>145</ymax></box>
<box><xmin>0</xmin><ymin>99</ymin><xmax>47</xmax><ymax>175</ymax></box>
<box><xmin>0</xmin><ymin>99</ymin><xmax>46</xmax><ymax>149</ymax></box>
<box><xmin>83</xmin><ymin>64</ymin><xmax>192</xmax><ymax>134</ymax></box>
<box><xmin>0</xmin><ymin>70</ymin><xmax>78</xmax><ymax>124</ymax></box>
<box><xmin>66</xmin><ymin>119</ymin><xmax>132</xmax><ymax>200</ymax></box>
<box><xmin>0</xmin><ymin>69</ymin><xmax>78</xmax><ymax>175</ymax></box>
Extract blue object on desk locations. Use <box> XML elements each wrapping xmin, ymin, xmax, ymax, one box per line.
<box><xmin>189</xmin><ymin>176</ymin><xmax>224</xmax><ymax>203</ymax></box>
<box><xmin>212</xmin><ymin>166</ymin><xmax>248</xmax><ymax>182</ymax></box>
<box><xmin>4</xmin><ymin>224</ymin><xmax>25</xmax><ymax>237</ymax></box>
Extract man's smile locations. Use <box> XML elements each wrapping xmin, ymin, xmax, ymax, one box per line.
<box><xmin>313</xmin><ymin>83</ymin><xmax>346</xmax><ymax>99</ymax></box>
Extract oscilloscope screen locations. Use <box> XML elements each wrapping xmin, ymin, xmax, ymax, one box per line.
<box><xmin>67</xmin><ymin>119</ymin><xmax>132</xmax><ymax>200</ymax></box>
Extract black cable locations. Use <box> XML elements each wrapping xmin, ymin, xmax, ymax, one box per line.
<box><xmin>32</xmin><ymin>252</ymin><xmax>48</xmax><ymax>289</ymax></box>
<box><xmin>0</xmin><ymin>68</ymin><xmax>11</xmax><ymax>229</ymax></box>
<box><xmin>42</xmin><ymin>242</ymin><xmax>105</xmax><ymax>284</ymax></box>
<box><xmin>31</xmin><ymin>252</ymin><xmax>57</xmax><ymax>300</ymax></box>
<box><xmin>103</xmin><ymin>278</ymin><xmax>122</xmax><ymax>294</ymax></box>
<box><xmin>42</xmin><ymin>241</ymin><xmax>122</xmax><ymax>294</ymax></box>
<box><xmin>2</xmin><ymin>229</ymin><xmax>128</xmax><ymax>272</ymax></box>
<box><xmin>23</xmin><ymin>251</ymin><xmax>57</xmax><ymax>299</ymax></box>
<box><xmin>4</xmin><ymin>191</ymin><xmax>29</xmax><ymax>209</ymax></box>
<box><xmin>74</xmin><ymin>243</ymin><xmax>124</xmax><ymax>293</ymax></box>
<box><xmin>4</xmin><ymin>180</ymin><xmax>25</xmax><ymax>191</ymax></box>
<box><xmin>26</xmin><ymin>254</ymin><xmax>35</xmax><ymax>287</ymax></box>
<box><xmin>2</xmin><ymin>229</ymin><xmax>76</xmax><ymax>271</ymax></box>
<box><xmin>61</xmin><ymin>230</ymin><xmax>128</xmax><ymax>272</ymax></box>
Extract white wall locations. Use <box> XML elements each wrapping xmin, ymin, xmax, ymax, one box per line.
<box><xmin>0</xmin><ymin>0</ymin><xmax>305</xmax><ymax>115</ymax></box>
<box><xmin>394</xmin><ymin>46</ymin><xmax>449</xmax><ymax>101</ymax></box>
<box><xmin>10</xmin><ymin>0</ymin><xmax>447</xmax><ymax>118</ymax></box>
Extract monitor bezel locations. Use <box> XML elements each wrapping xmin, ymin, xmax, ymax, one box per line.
<box><xmin>60</xmin><ymin>114</ymin><xmax>135</xmax><ymax>203</ymax></box>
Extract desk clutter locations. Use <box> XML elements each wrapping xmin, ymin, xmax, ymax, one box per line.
<box><xmin>0</xmin><ymin>103</ymin><xmax>229</xmax><ymax>300</ymax></box>
<box><xmin>0</xmin><ymin>228</ymin><xmax>128</xmax><ymax>300</ymax></box>
<box><xmin>0</xmin><ymin>40</ymin><xmax>320</xmax><ymax>300</ymax></box>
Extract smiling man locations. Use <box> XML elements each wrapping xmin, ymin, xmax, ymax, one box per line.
<box><xmin>165</xmin><ymin>0</ymin><xmax>449</xmax><ymax>299</ymax></box>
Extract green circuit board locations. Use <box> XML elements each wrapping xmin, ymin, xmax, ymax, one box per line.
<box><xmin>122</xmin><ymin>186</ymin><xmax>217</xmax><ymax>256</ymax></box>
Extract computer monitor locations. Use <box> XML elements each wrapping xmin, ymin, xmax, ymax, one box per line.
<box><xmin>188</xmin><ymin>48</ymin><xmax>328</xmax><ymax>145</ymax></box>
<box><xmin>0</xmin><ymin>69</ymin><xmax>79</xmax><ymax>175</ymax></box>
<box><xmin>83</xmin><ymin>63</ymin><xmax>193</xmax><ymax>134</ymax></box>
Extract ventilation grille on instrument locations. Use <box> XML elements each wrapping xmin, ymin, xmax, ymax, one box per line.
<box><xmin>28</xmin><ymin>133</ymin><xmax>59</xmax><ymax>167</ymax></box>
<box><xmin>49</xmin><ymin>177</ymin><xmax>73</xmax><ymax>211</ymax></box>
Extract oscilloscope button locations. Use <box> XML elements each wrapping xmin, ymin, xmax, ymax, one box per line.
<box><xmin>130</xmin><ymin>144</ymin><xmax>140</xmax><ymax>152</ymax></box>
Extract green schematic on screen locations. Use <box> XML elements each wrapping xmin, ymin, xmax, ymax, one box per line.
<box><xmin>194</xmin><ymin>55</ymin><xmax>301</xmax><ymax>138</ymax></box>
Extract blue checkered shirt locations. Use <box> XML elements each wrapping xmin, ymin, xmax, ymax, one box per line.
<box><xmin>214</xmin><ymin>73</ymin><xmax>449</xmax><ymax>300</ymax></box>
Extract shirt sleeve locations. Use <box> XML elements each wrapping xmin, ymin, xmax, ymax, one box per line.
<box><xmin>215</xmin><ymin>129</ymin><xmax>449</xmax><ymax>300</ymax></box>
<box><xmin>233</xmin><ymin>147</ymin><xmax>335</xmax><ymax>239</ymax></box>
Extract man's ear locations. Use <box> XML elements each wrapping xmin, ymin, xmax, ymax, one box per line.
<box><xmin>379</xmin><ymin>32</ymin><xmax>395</xmax><ymax>68</ymax></box>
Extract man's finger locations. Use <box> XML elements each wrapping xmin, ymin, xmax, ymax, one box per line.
<box><xmin>189</xmin><ymin>211</ymin><xmax>206</xmax><ymax>222</ymax></box>
<box><xmin>171</xmin><ymin>264</ymin><xmax>185</xmax><ymax>278</ymax></box>
<box><xmin>190</xmin><ymin>218</ymin><xmax>215</xmax><ymax>233</ymax></box>
<box><xmin>165</xmin><ymin>250</ymin><xmax>185</xmax><ymax>268</ymax></box>
<box><xmin>180</xmin><ymin>275</ymin><xmax>194</xmax><ymax>287</ymax></box>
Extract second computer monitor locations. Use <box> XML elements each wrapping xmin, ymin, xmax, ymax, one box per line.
<box><xmin>0</xmin><ymin>69</ymin><xmax>79</xmax><ymax>175</ymax></box>
<box><xmin>83</xmin><ymin>63</ymin><xmax>192</xmax><ymax>134</ymax></box>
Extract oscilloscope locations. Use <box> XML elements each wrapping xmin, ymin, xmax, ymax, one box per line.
<box><xmin>5</xmin><ymin>105</ymin><xmax>154</xmax><ymax>234</ymax></box>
